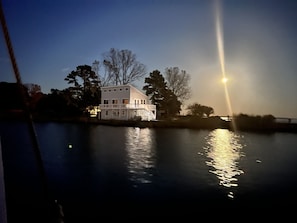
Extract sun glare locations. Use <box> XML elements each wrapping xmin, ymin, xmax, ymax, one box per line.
<box><xmin>222</xmin><ymin>77</ymin><xmax>228</xmax><ymax>83</ymax></box>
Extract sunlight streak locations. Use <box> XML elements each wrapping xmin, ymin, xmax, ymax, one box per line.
<box><xmin>214</xmin><ymin>0</ymin><xmax>236</xmax><ymax>131</ymax></box>
<box><xmin>215</xmin><ymin>1</ymin><xmax>226</xmax><ymax>80</ymax></box>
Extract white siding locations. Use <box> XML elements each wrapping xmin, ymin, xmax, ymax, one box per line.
<box><xmin>99</xmin><ymin>84</ymin><xmax>156</xmax><ymax>121</ymax></box>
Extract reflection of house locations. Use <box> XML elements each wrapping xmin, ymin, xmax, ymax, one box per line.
<box><xmin>98</xmin><ymin>84</ymin><xmax>156</xmax><ymax>121</ymax></box>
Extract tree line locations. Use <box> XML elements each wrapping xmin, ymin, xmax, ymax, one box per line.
<box><xmin>1</xmin><ymin>48</ymin><xmax>215</xmax><ymax>120</ymax></box>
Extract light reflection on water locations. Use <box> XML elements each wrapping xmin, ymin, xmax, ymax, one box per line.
<box><xmin>125</xmin><ymin>127</ymin><xmax>155</xmax><ymax>185</ymax></box>
<box><xmin>204</xmin><ymin>129</ymin><xmax>245</xmax><ymax>198</ymax></box>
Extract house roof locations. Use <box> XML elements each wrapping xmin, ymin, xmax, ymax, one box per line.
<box><xmin>101</xmin><ymin>84</ymin><xmax>148</xmax><ymax>98</ymax></box>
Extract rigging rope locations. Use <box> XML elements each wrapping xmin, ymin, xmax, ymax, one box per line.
<box><xmin>0</xmin><ymin>1</ymin><xmax>63</xmax><ymax>222</ymax></box>
<box><xmin>0</xmin><ymin>0</ymin><xmax>49</xmax><ymax>199</ymax></box>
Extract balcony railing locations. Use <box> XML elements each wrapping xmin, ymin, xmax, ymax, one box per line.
<box><xmin>99</xmin><ymin>103</ymin><xmax>155</xmax><ymax>110</ymax></box>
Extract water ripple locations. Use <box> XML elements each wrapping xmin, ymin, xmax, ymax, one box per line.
<box><xmin>204</xmin><ymin>129</ymin><xmax>245</xmax><ymax>198</ymax></box>
<box><xmin>125</xmin><ymin>127</ymin><xmax>155</xmax><ymax>186</ymax></box>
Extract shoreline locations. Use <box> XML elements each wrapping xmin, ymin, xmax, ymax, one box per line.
<box><xmin>1</xmin><ymin>112</ymin><xmax>297</xmax><ymax>133</ymax></box>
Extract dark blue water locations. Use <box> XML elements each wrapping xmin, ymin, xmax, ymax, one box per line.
<box><xmin>1</xmin><ymin>121</ymin><xmax>297</xmax><ymax>221</ymax></box>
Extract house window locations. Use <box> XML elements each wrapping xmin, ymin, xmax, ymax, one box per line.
<box><xmin>106</xmin><ymin>111</ymin><xmax>108</xmax><ymax>115</ymax></box>
<box><xmin>104</xmin><ymin>100</ymin><xmax>108</xmax><ymax>104</ymax></box>
<box><xmin>122</xmin><ymin>99</ymin><xmax>129</xmax><ymax>104</ymax></box>
<box><xmin>112</xmin><ymin>99</ymin><xmax>118</xmax><ymax>104</ymax></box>
<box><xmin>114</xmin><ymin>89</ymin><xmax>116</xmax><ymax>91</ymax></box>
<box><xmin>122</xmin><ymin>110</ymin><xmax>125</xmax><ymax>115</ymax></box>
<box><xmin>144</xmin><ymin>100</ymin><xmax>146</xmax><ymax>104</ymax></box>
<box><xmin>126</xmin><ymin>88</ymin><xmax>128</xmax><ymax>90</ymax></box>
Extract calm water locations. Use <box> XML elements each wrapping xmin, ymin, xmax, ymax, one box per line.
<box><xmin>1</xmin><ymin>121</ymin><xmax>297</xmax><ymax>221</ymax></box>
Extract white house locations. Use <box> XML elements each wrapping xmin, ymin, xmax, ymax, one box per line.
<box><xmin>98</xmin><ymin>84</ymin><xmax>156</xmax><ymax>121</ymax></box>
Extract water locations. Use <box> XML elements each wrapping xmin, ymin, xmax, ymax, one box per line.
<box><xmin>1</xmin><ymin>121</ymin><xmax>297</xmax><ymax>221</ymax></box>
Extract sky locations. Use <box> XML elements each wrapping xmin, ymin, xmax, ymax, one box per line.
<box><xmin>1</xmin><ymin>0</ymin><xmax>297</xmax><ymax>118</ymax></box>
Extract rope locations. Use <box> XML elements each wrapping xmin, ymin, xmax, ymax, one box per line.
<box><xmin>0</xmin><ymin>2</ymin><xmax>63</xmax><ymax>222</ymax></box>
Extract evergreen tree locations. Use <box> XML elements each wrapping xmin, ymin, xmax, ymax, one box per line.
<box><xmin>143</xmin><ymin>70</ymin><xmax>181</xmax><ymax>119</ymax></box>
<box><xmin>64</xmin><ymin>65</ymin><xmax>101</xmax><ymax>110</ymax></box>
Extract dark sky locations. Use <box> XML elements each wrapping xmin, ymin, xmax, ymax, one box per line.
<box><xmin>1</xmin><ymin>0</ymin><xmax>297</xmax><ymax>118</ymax></box>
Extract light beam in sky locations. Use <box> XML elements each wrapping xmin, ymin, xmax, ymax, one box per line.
<box><xmin>214</xmin><ymin>0</ymin><xmax>236</xmax><ymax>131</ymax></box>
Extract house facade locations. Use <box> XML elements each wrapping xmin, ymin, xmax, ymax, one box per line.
<box><xmin>98</xmin><ymin>84</ymin><xmax>156</xmax><ymax>121</ymax></box>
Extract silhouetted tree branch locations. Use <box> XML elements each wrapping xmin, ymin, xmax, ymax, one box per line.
<box><xmin>102</xmin><ymin>48</ymin><xmax>146</xmax><ymax>85</ymax></box>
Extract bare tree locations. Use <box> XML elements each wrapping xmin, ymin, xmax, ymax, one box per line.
<box><xmin>101</xmin><ymin>59</ymin><xmax>116</xmax><ymax>86</ymax></box>
<box><xmin>165</xmin><ymin>67</ymin><xmax>191</xmax><ymax>103</ymax></box>
<box><xmin>102</xmin><ymin>48</ymin><xmax>146</xmax><ymax>85</ymax></box>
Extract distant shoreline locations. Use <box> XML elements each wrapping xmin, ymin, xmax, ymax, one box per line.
<box><xmin>1</xmin><ymin>112</ymin><xmax>297</xmax><ymax>133</ymax></box>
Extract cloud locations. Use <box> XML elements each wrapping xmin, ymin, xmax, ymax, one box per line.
<box><xmin>61</xmin><ymin>67</ymin><xmax>70</xmax><ymax>72</ymax></box>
